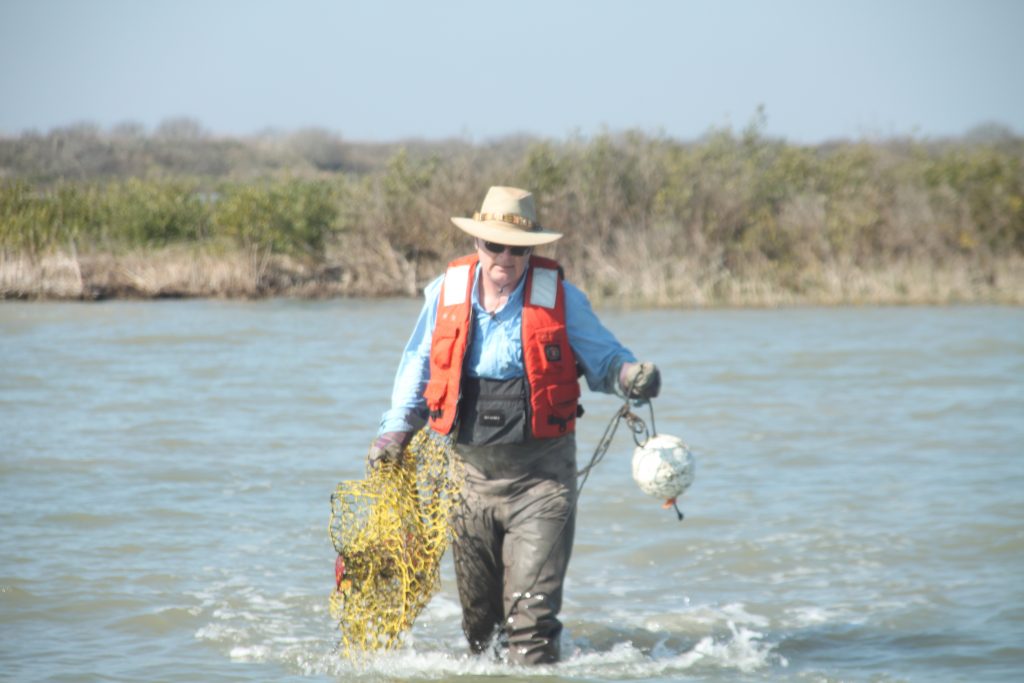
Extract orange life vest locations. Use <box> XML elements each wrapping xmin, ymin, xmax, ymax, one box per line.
<box><xmin>423</xmin><ymin>253</ymin><xmax>581</xmax><ymax>440</ymax></box>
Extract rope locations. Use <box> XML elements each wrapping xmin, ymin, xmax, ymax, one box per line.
<box><xmin>576</xmin><ymin>400</ymin><xmax>651</xmax><ymax>489</ymax></box>
<box><xmin>576</xmin><ymin>369</ymin><xmax>657</xmax><ymax>493</ymax></box>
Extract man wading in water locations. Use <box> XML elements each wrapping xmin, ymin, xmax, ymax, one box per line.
<box><xmin>368</xmin><ymin>186</ymin><xmax>661</xmax><ymax>665</ymax></box>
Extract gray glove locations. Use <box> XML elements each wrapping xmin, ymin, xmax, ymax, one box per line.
<box><xmin>367</xmin><ymin>431</ymin><xmax>410</xmax><ymax>470</ymax></box>
<box><xmin>619</xmin><ymin>361</ymin><xmax>661</xmax><ymax>400</ymax></box>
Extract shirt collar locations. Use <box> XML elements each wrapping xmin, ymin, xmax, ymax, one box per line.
<box><xmin>471</xmin><ymin>262</ymin><xmax>528</xmax><ymax>315</ymax></box>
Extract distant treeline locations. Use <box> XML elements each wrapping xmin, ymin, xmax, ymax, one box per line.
<box><xmin>1</xmin><ymin>117</ymin><xmax>1022</xmax><ymax>304</ymax></box>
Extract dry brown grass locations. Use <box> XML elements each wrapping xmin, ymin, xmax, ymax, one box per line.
<box><xmin>4</xmin><ymin>245</ymin><xmax>1021</xmax><ymax>307</ymax></box>
<box><xmin>2</xmin><ymin>247</ymin><xmax>308</xmax><ymax>300</ymax></box>
<box><xmin>567</xmin><ymin>255</ymin><xmax>1024</xmax><ymax>308</ymax></box>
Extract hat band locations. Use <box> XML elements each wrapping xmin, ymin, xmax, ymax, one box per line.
<box><xmin>473</xmin><ymin>211</ymin><xmax>541</xmax><ymax>231</ymax></box>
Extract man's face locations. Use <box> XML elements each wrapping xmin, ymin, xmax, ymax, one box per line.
<box><xmin>476</xmin><ymin>239</ymin><xmax>531</xmax><ymax>291</ymax></box>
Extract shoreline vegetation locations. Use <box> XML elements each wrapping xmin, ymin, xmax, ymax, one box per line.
<box><xmin>2</xmin><ymin>116</ymin><xmax>1022</xmax><ymax>306</ymax></box>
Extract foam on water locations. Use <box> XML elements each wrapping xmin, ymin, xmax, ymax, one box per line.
<box><xmin>193</xmin><ymin>574</ymin><xmax>787</xmax><ymax>680</ymax></box>
<box><xmin>220</xmin><ymin>621</ymin><xmax>783</xmax><ymax>681</ymax></box>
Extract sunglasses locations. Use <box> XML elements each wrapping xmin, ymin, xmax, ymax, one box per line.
<box><xmin>481</xmin><ymin>240</ymin><xmax>531</xmax><ymax>256</ymax></box>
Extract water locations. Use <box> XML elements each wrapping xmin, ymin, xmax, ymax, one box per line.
<box><xmin>1</xmin><ymin>300</ymin><xmax>1022</xmax><ymax>682</ymax></box>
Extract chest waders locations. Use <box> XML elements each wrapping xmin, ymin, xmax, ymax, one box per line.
<box><xmin>450</xmin><ymin>372</ymin><xmax>663</xmax><ymax>665</ymax></box>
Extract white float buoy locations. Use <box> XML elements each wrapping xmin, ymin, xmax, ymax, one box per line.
<box><xmin>631</xmin><ymin>434</ymin><xmax>696</xmax><ymax>515</ymax></box>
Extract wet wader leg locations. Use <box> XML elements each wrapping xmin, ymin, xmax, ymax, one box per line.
<box><xmin>451</xmin><ymin>470</ymin><xmax>505</xmax><ymax>653</ymax></box>
<box><xmin>503</xmin><ymin>487</ymin><xmax>575</xmax><ymax>665</ymax></box>
<box><xmin>502</xmin><ymin>437</ymin><xmax>577</xmax><ymax>666</ymax></box>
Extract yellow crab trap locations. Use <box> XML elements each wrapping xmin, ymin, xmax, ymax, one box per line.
<box><xmin>328</xmin><ymin>429</ymin><xmax>463</xmax><ymax>658</ymax></box>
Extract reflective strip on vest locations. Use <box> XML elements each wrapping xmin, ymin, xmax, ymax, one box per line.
<box><xmin>443</xmin><ymin>264</ymin><xmax>471</xmax><ymax>307</ymax></box>
<box><xmin>529</xmin><ymin>267</ymin><xmax>558</xmax><ymax>309</ymax></box>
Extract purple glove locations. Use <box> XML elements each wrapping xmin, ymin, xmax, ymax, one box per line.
<box><xmin>367</xmin><ymin>431</ymin><xmax>410</xmax><ymax>469</ymax></box>
<box><xmin>619</xmin><ymin>361</ymin><xmax>661</xmax><ymax>400</ymax></box>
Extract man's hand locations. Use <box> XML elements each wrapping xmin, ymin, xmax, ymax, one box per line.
<box><xmin>367</xmin><ymin>431</ymin><xmax>410</xmax><ymax>470</ymax></box>
<box><xmin>619</xmin><ymin>361</ymin><xmax>661</xmax><ymax>400</ymax></box>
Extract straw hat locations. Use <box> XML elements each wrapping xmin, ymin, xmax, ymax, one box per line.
<box><xmin>451</xmin><ymin>186</ymin><xmax>562</xmax><ymax>246</ymax></box>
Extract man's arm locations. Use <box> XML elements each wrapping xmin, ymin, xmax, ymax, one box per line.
<box><xmin>563</xmin><ymin>280</ymin><xmax>637</xmax><ymax>396</ymax></box>
<box><xmin>377</xmin><ymin>275</ymin><xmax>443</xmax><ymax>435</ymax></box>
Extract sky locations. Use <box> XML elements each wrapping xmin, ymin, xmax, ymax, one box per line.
<box><xmin>1</xmin><ymin>0</ymin><xmax>1022</xmax><ymax>143</ymax></box>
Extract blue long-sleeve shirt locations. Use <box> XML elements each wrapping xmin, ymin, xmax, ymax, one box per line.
<box><xmin>378</xmin><ymin>263</ymin><xmax>637</xmax><ymax>435</ymax></box>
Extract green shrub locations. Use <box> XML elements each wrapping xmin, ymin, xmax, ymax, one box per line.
<box><xmin>103</xmin><ymin>178</ymin><xmax>208</xmax><ymax>247</ymax></box>
<box><xmin>211</xmin><ymin>178</ymin><xmax>339</xmax><ymax>261</ymax></box>
<box><xmin>0</xmin><ymin>181</ymin><xmax>106</xmax><ymax>256</ymax></box>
